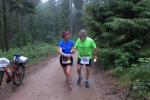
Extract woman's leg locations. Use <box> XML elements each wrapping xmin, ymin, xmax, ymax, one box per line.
<box><xmin>66</xmin><ymin>65</ymin><xmax>72</xmax><ymax>89</ymax></box>
<box><xmin>66</xmin><ymin>65</ymin><xmax>72</xmax><ymax>83</ymax></box>
<box><xmin>62</xmin><ymin>67</ymin><xmax>68</xmax><ymax>83</ymax></box>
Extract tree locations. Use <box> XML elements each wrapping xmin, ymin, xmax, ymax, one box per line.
<box><xmin>0</xmin><ymin>0</ymin><xmax>9</xmax><ymax>51</ymax></box>
<box><xmin>84</xmin><ymin>1</ymin><xmax>150</xmax><ymax>98</ymax></box>
<box><xmin>10</xmin><ymin>0</ymin><xmax>35</xmax><ymax>48</ymax></box>
<box><xmin>61</xmin><ymin>0</ymin><xmax>70</xmax><ymax>30</ymax></box>
<box><xmin>0</xmin><ymin>0</ymin><xmax>5</xmax><ymax>51</ymax></box>
<box><xmin>72</xmin><ymin>0</ymin><xmax>84</xmax><ymax>34</ymax></box>
<box><xmin>84</xmin><ymin>0</ymin><xmax>150</xmax><ymax>67</ymax></box>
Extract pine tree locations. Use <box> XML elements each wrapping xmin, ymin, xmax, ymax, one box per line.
<box><xmin>84</xmin><ymin>0</ymin><xmax>150</xmax><ymax>67</ymax></box>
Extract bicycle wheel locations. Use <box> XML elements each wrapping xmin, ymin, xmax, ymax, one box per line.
<box><xmin>0</xmin><ymin>71</ymin><xmax>4</xmax><ymax>85</ymax></box>
<box><xmin>13</xmin><ymin>64</ymin><xmax>25</xmax><ymax>86</ymax></box>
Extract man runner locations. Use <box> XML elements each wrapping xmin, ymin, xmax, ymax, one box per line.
<box><xmin>73</xmin><ymin>29</ymin><xmax>97</xmax><ymax>88</ymax></box>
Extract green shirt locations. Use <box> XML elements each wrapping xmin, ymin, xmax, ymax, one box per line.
<box><xmin>74</xmin><ymin>37</ymin><xmax>96</xmax><ymax>58</ymax></box>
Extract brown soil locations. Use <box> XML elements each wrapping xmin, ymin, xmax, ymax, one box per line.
<box><xmin>0</xmin><ymin>55</ymin><xmax>123</xmax><ymax>100</ymax></box>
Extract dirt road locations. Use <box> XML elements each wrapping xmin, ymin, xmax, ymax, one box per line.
<box><xmin>0</xmin><ymin>56</ymin><xmax>121</xmax><ymax>100</ymax></box>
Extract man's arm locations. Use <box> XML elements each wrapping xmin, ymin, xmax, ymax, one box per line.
<box><xmin>71</xmin><ymin>39</ymin><xmax>79</xmax><ymax>53</ymax></box>
<box><xmin>92</xmin><ymin>39</ymin><xmax>97</xmax><ymax>62</ymax></box>
<box><xmin>93</xmin><ymin>48</ymin><xmax>97</xmax><ymax>56</ymax></box>
<box><xmin>93</xmin><ymin>48</ymin><xmax>97</xmax><ymax>61</ymax></box>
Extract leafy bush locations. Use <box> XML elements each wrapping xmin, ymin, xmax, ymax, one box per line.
<box><xmin>129</xmin><ymin>58</ymin><xmax>150</xmax><ymax>81</ymax></box>
<box><xmin>132</xmin><ymin>80</ymin><xmax>150</xmax><ymax>98</ymax></box>
<box><xmin>112</xmin><ymin>66</ymin><xmax>124</xmax><ymax>77</ymax></box>
<box><xmin>99</xmin><ymin>48</ymin><xmax>135</xmax><ymax>68</ymax></box>
<box><xmin>84</xmin><ymin>0</ymin><xmax>150</xmax><ymax>99</ymax></box>
<box><xmin>0</xmin><ymin>43</ymin><xmax>57</xmax><ymax>64</ymax></box>
<box><xmin>112</xmin><ymin>58</ymin><xmax>150</xmax><ymax>98</ymax></box>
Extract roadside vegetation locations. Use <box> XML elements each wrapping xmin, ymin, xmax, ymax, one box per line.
<box><xmin>84</xmin><ymin>0</ymin><xmax>150</xmax><ymax>99</ymax></box>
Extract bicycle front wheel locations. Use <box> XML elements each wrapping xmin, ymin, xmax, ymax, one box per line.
<box><xmin>0</xmin><ymin>70</ymin><xmax>4</xmax><ymax>85</ymax></box>
<box><xmin>13</xmin><ymin>64</ymin><xmax>25</xmax><ymax>86</ymax></box>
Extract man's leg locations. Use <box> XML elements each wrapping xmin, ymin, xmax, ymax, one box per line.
<box><xmin>77</xmin><ymin>64</ymin><xmax>82</xmax><ymax>77</ymax></box>
<box><xmin>86</xmin><ymin>67</ymin><xmax>91</xmax><ymax>81</ymax></box>
<box><xmin>77</xmin><ymin>64</ymin><xmax>82</xmax><ymax>85</ymax></box>
<box><xmin>85</xmin><ymin>59</ymin><xmax>92</xmax><ymax>88</ymax></box>
<box><xmin>85</xmin><ymin>67</ymin><xmax>91</xmax><ymax>88</ymax></box>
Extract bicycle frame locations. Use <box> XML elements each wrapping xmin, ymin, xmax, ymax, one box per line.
<box><xmin>0</xmin><ymin>61</ymin><xmax>18</xmax><ymax>85</ymax></box>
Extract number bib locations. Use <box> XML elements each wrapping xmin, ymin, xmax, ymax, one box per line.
<box><xmin>62</xmin><ymin>57</ymin><xmax>71</xmax><ymax>64</ymax></box>
<box><xmin>80</xmin><ymin>57</ymin><xmax>90</xmax><ymax>64</ymax></box>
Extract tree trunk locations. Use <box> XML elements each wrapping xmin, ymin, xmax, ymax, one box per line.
<box><xmin>16</xmin><ymin>8</ymin><xmax>22</xmax><ymax>49</ymax></box>
<box><xmin>2</xmin><ymin>0</ymin><xmax>9</xmax><ymax>51</ymax></box>
<box><xmin>70</xmin><ymin>0</ymin><xmax>73</xmax><ymax>34</ymax></box>
<box><xmin>0</xmin><ymin>0</ymin><xmax>5</xmax><ymax>52</ymax></box>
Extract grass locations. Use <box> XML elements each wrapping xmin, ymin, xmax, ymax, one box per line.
<box><xmin>111</xmin><ymin>59</ymin><xmax>150</xmax><ymax>99</ymax></box>
<box><xmin>0</xmin><ymin>42</ymin><xmax>57</xmax><ymax>65</ymax></box>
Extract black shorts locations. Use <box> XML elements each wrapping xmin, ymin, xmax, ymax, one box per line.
<box><xmin>60</xmin><ymin>56</ymin><xmax>73</xmax><ymax>67</ymax></box>
<box><xmin>77</xmin><ymin>58</ymin><xmax>92</xmax><ymax>67</ymax></box>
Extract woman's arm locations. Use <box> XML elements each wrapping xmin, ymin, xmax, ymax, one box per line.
<box><xmin>58</xmin><ymin>47</ymin><xmax>66</xmax><ymax>56</ymax></box>
<box><xmin>58</xmin><ymin>47</ymin><xmax>71</xmax><ymax>57</ymax></box>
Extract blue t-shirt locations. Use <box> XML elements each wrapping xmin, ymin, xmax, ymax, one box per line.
<box><xmin>58</xmin><ymin>39</ymin><xmax>74</xmax><ymax>54</ymax></box>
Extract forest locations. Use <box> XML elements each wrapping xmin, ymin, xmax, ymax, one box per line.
<box><xmin>0</xmin><ymin>0</ymin><xmax>84</xmax><ymax>63</ymax></box>
<box><xmin>0</xmin><ymin>0</ymin><xmax>150</xmax><ymax>99</ymax></box>
<box><xmin>84</xmin><ymin>0</ymin><xmax>150</xmax><ymax>99</ymax></box>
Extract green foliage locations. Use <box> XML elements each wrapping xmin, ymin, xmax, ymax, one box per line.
<box><xmin>99</xmin><ymin>48</ymin><xmax>115</xmax><ymax>68</ymax></box>
<box><xmin>100</xmin><ymin>48</ymin><xmax>134</xmax><ymax>68</ymax></box>
<box><xmin>129</xmin><ymin>58</ymin><xmax>150</xmax><ymax>81</ymax></box>
<box><xmin>132</xmin><ymin>80</ymin><xmax>150</xmax><ymax>98</ymax></box>
<box><xmin>29</xmin><ymin>0</ymin><xmax>73</xmax><ymax>44</ymax></box>
<box><xmin>114</xmin><ymin>51</ymin><xmax>133</xmax><ymax>67</ymax></box>
<box><xmin>84</xmin><ymin>0</ymin><xmax>150</xmax><ymax>66</ymax></box>
<box><xmin>104</xmin><ymin>18</ymin><xmax>140</xmax><ymax>34</ymax></box>
<box><xmin>112</xmin><ymin>57</ymin><xmax>150</xmax><ymax>98</ymax></box>
<box><xmin>0</xmin><ymin>43</ymin><xmax>57</xmax><ymax>64</ymax></box>
<box><xmin>10</xmin><ymin>0</ymin><xmax>35</xmax><ymax>15</ymax></box>
<box><xmin>11</xmin><ymin>33</ymin><xmax>32</xmax><ymax>47</ymax></box>
<box><xmin>84</xmin><ymin>0</ymin><xmax>150</xmax><ymax>98</ymax></box>
<box><xmin>140</xmin><ymin>47</ymin><xmax>150</xmax><ymax>57</ymax></box>
<box><xmin>128</xmin><ymin>57</ymin><xmax>150</xmax><ymax>99</ymax></box>
<box><xmin>129</xmin><ymin>58</ymin><xmax>149</xmax><ymax>97</ymax></box>
<box><xmin>112</xmin><ymin>66</ymin><xmax>124</xmax><ymax>77</ymax></box>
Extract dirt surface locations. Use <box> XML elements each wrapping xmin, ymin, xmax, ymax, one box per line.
<box><xmin>0</xmin><ymin>56</ymin><xmax>122</xmax><ymax>100</ymax></box>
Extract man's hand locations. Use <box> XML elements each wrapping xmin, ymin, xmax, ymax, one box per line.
<box><xmin>93</xmin><ymin>48</ymin><xmax>97</xmax><ymax>62</ymax></box>
<box><xmin>93</xmin><ymin>56</ymin><xmax>97</xmax><ymax>62</ymax></box>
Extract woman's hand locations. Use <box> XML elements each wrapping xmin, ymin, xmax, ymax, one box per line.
<box><xmin>71</xmin><ymin>49</ymin><xmax>75</xmax><ymax>54</ymax></box>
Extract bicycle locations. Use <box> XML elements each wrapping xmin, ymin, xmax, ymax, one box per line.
<box><xmin>0</xmin><ymin>54</ymin><xmax>28</xmax><ymax>86</ymax></box>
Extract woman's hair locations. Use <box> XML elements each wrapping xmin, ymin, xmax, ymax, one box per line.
<box><xmin>62</xmin><ymin>31</ymin><xmax>71</xmax><ymax>38</ymax></box>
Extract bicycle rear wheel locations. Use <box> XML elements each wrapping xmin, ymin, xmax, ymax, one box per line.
<box><xmin>13</xmin><ymin>64</ymin><xmax>25</xmax><ymax>86</ymax></box>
